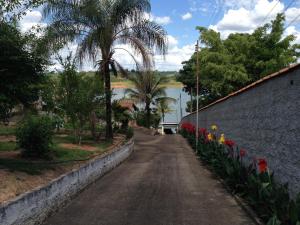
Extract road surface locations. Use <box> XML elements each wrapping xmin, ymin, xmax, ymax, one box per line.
<box><xmin>44</xmin><ymin>128</ymin><xmax>254</xmax><ymax>225</ymax></box>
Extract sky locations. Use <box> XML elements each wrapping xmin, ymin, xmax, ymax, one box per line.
<box><xmin>19</xmin><ymin>0</ymin><xmax>300</xmax><ymax>71</ymax></box>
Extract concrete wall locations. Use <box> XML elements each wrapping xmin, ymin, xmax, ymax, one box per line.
<box><xmin>0</xmin><ymin>140</ymin><xmax>134</xmax><ymax>225</ymax></box>
<box><xmin>180</xmin><ymin>65</ymin><xmax>300</xmax><ymax>196</ymax></box>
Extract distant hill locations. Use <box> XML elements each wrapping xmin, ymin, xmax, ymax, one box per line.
<box><xmin>46</xmin><ymin>71</ymin><xmax>182</xmax><ymax>88</ymax></box>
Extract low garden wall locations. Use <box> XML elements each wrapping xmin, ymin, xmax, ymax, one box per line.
<box><xmin>180</xmin><ymin>64</ymin><xmax>300</xmax><ymax>196</ymax></box>
<box><xmin>0</xmin><ymin>139</ymin><xmax>134</xmax><ymax>225</ymax></box>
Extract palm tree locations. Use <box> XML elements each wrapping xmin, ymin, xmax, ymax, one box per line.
<box><xmin>156</xmin><ymin>97</ymin><xmax>176</xmax><ymax>122</ymax></box>
<box><xmin>125</xmin><ymin>72</ymin><xmax>171</xmax><ymax>127</ymax></box>
<box><xmin>43</xmin><ymin>0</ymin><xmax>167</xmax><ymax>139</ymax></box>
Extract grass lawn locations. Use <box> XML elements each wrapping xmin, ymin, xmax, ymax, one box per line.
<box><xmin>0</xmin><ymin>158</ymin><xmax>54</xmax><ymax>175</ymax></box>
<box><xmin>0</xmin><ymin>142</ymin><xmax>17</xmax><ymax>152</ymax></box>
<box><xmin>53</xmin><ymin>134</ymin><xmax>112</xmax><ymax>152</ymax></box>
<box><xmin>52</xmin><ymin>144</ymin><xmax>93</xmax><ymax>161</ymax></box>
<box><xmin>0</xmin><ymin>132</ymin><xmax>115</xmax><ymax>175</ymax></box>
<box><xmin>0</xmin><ymin>127</ymin><xmax>127</xmax><ymax>178</ymax></box>
<box><xmin>0</xmin><ymin>125</ymin><xmax>15</xmax><ymax>135</ymax></box>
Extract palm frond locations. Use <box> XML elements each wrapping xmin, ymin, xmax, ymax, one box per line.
<box><xmin>76</xmin><ymin>29</ymin><xmax>100</xmax><ymax>65</ymax></box>
<box><xmin>112</xmin><ymin>47</ymin><xmax>142</xmax><ymax>71</ymax></box>
<box><xmin>113</xmin><ymin>60</ymin><xmax>129</xmax><ymax>78</ymax></box>
<box><xmin>115</xmin><ymin>34</ymin><xmax>153</xmax><ymax>69</ymax></box>
<box><xmin>130</xmin><ymin>20</ymin><xmax>168</xmax><ymax>56</ymax></box>
<box><xmin>111</xmin><ymin>0</ymin><xmax>151</xmax><ymax>26</ymax></box>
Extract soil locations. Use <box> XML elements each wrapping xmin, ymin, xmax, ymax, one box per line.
<box><xmin>0</xmin><ymin>135</ymin><xmax>16</xmax><ymax>142</ymax></box>
<box><xmin>0</xmin><ymin>134</ymin><xmax>127</xmax><ymax>204</ymax></box>
<box><xmin>60</xmin><ymin>143</ymin><xmax>98</xmax><ymax>151</ymax></box>
<box><xmin>0</xmin><ymin>163</ymin><xmax>83</xmax><ymax>204</ymax></box>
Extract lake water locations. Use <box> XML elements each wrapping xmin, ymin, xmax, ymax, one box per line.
<box><xmin>112</xmin><ymin>88</ymin><xmax>190</xmax><ymax>123</ymax></box>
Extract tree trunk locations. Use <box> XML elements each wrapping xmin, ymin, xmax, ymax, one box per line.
<box><xmin>104</xmin><ymin>63</ymin><xmax>113</xmax><ymax>140</ymax></box>
<box><xmin>145</xmin><ymin>103</ymin><xmax>151</xmax><ymax>128</ymax></box>
<box><xmin>90</xmin><ymin>111</ymin><xmax>100</xmax><ymax>141</ymax></box>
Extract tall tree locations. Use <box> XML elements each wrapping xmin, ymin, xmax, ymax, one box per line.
<box><xmin>57</xmin><ymin>54</ymin><xmax>104</xmax><ymax>144</ymax></box>
<box><xmin>125</xmin><ymin>72</ymin><xmax>169</xmax><ymax>127</ymax></box>
<box><xmin>43</xmin><ymin>0</ymin><xmax>167</xmax><ymax>139</ymax></box>
<box><xmin>177</xmin><ymin>14</ymin><xmax>300</xmax><ymax>112</ymax></box>
<box><xmin>155</xmin><ymin>97</ymin><xmax>176</xmax><ymax>122</ymax></box>
<box><xmin>0</xmin><ymin>21</ymin><xmax>46</xmax><ymax>121</ymax></box>
<box><xmin>0</xmin><ymin>0</ymin><xmax>45</xmax><ymax>21</ymax></box>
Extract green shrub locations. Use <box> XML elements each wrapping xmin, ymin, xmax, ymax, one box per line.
<box><xmin>125</xmin><ymin>127</ymin><xmax>134</xmax><ymax>139</ymax></box>
<box><xmin>135</xmin><ymin>111</ymin><xmax>160</xmax><ymax>129</ymax></box>
<box><xmin>16</xmin><ymin>115</ymin><xmax>54</xmax><ymax>159</ymax></box>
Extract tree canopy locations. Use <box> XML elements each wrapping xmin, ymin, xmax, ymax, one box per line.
<box><xmin>125</xmin><ymin>71</ymin><xmax>169</xmax><ymax>128</ymax></box>
<box><xmin>177</xmin><ymin>14</ymin><xmax>300</xmax><ymax>112</ymax></box>
<box><xmin>43</xmin><ymin>0</ymin><xmax>167</xmax><ymax>139</ymax></box>
<box><xmin>0</xmin><ymin>21</ymin><xmax>47</xmax><ymax>121</ymax></box>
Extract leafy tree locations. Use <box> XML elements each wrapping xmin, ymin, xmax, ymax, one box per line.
<box><xmin>125</xmin><ymin>72</ymin><xmax>169</xmax><ymax>127</ymax></box>
<box><xmin>177</xmin><ymin>14</ymin><xmax>300</xmax><ymax>112</ymax></box>
<box><xmin>43</xmin><ymin>0</ymin><xmax>167</xmax><ymax>140</ymax></box>
<box><xmin>58</xmin><ymin>55</ymin><xmax>104</xmax><ymax>144</ymax></box>
<box><xmin>0</xmin><ymin>21</ymin><xmax>46</xmax><ymax>122</ymax></box>
<box><xmin>245</xmin><ymin>14</ymin><xmax>300</xmax><ymax>79</ymax></box>
<box><xmin>112</xmin><ymin>100</ymin><xmax>132</xmax><ymax>131</ymax></box>
<box><xmin>0</xmin><ymin>0</ymin><xmax>44</xmax><ymax>21</ymax></box>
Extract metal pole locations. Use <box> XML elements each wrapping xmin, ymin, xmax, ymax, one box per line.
<box><xmin>179</xmin><ymin>93</ymin><xmax>183</xmax><ymax>120</ymax></box>
<box><xmin>190</xmin><ymin>87</ymin><xmax>193</xmax><ymax>113</ymax></box>
<box><xmin>195</xmin><ymin>41</ymin><xmax>200</xmax><ymax>148</ymax></box>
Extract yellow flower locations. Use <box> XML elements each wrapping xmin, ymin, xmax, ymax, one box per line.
<box><xmin>207</xmin><ymin>133</ymin><xmax>213</xmax><ymax>141</ymax></box>
<box><xmin>211</xmin><ymin>125</ymin><xmax>218</xmax><ymax>131</ymax></box>
<box><xmin>219</xmin><ymin>134</ymin><xmax>225</xmax><ymax>144</ymax></box>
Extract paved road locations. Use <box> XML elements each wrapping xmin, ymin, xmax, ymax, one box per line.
<box><xmin>44</xmin><ymin>128</ymin><xmax>254</xmax><ymax>225</ymax></box>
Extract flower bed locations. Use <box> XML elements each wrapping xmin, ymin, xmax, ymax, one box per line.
<box><xmin>180</xmin><ymin>122</ymin><xmax>300</xmax><ymax>225</ymax></box>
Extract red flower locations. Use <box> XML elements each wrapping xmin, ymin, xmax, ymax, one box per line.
<box><xmin>224</xmin><ymin>139</ymin><xmax>235</xmax><ymax>148</ymax></box>
<box><xmin>181</xmin><ymin>123</ymin><xmax>195</xmax><ymax>134</ymax></box>
<box><xmin>258</xmin><ymin>159</ymin><xmax>268</xmax><ymax>173</ymax></box>
<box><xmin>240</xmin><ymin>149</ymin><xmax>247</xmax><ymax>158</ymax></box>
<box><xmin>198</xmin><ymin>128</ymin><xmax>207</xmax><ymax>137</ymax></box>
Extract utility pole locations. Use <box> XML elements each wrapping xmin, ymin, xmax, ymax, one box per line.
<box><xmin>179</xmin><ymin>93</ymin><xmax>183</xmax><ymax>120</ymax></box>
<box><xmin>195</xmin><ymin>41</ymin><xmax>200</xmax><ymax>148</ymax></box>
<box><xmin>190</xmin><ymin>87</ymin><xmax>193</xmax><ymax>113</ymax></box>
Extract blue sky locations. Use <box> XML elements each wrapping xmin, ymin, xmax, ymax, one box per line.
<box><xmin>150</xmin><ymin>0</ymin><xmax>300</xmax><ymax>47</ymax></box>
<box><xmin>19</xmin><ymin>0</ymin><xmax>300</xmax><ymax>71</ymax></box>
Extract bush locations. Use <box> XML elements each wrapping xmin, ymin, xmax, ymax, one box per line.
<box><xmin>16</xmin><ymin>115</ymin><xmax>54</xmax><ymax>158</ymax></box>
<box><xmin>135</xmin><ymin>111</ymin><xmax>160</xmax><ymax>129</ymax></box>
<box><xmin>125</xmin><ymin>127</ymin><xmax>134</xmax><ymax>139</ymax></box>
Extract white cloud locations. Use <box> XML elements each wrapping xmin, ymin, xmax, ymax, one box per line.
<box><xmin>222</xmin><ymin>0</ymin><xmax>259</xmax><ymax>9</ymax></box>
<box><xmin>188</xmin><ymin>0</ymin><xmax>210</xmax><ymax>13</ymax></box>
<box><xmin>154</xmin><ymin>44</ymin><xmax>195</xmax><ymax>71</ymax></box>
<box><xmin>144</xmin><ymin>13</ymin><xmax>172</xmax><ymax>25</ymax></box>
<box><xmin>167</xmin><ymin>35</ymin><xmax>179</xmax><ymax>47</ymax></box>
<box><xmin>154</xmin><ymin>16</ymin><xmax>172</xmax><ymax>25</ymax></box>
<box><xmin>285</xmin><ymin>7</ymin><xmax>300</xmax><ymax>24</ymax></box>
<box><xmin>113</xmin><ymin>35</ymin><xmax>193</xmax><ymax>71</ymax></box>
<box><xmin>182</xmin><ymin>12</ymin><xmax>193</xmax><ymax>20</ymax></box>
<box><xmin>19</xmin><ymin>10</ymin><xmax>46</xmax><ymax>32</ymax></box>
<box><xmin>50</xmin><ymin>35</ymin><xmax>193</xmax><ymax>72</ymax></box>
<box><xmin>285</xmin><ymin>26</ymin><xmax>300</xmax><ymax>44</ymax></box>
<box><xmin>211</xmin><ymin>0</ymin><xmax>285</xmax><ymax>38</ymax></box>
